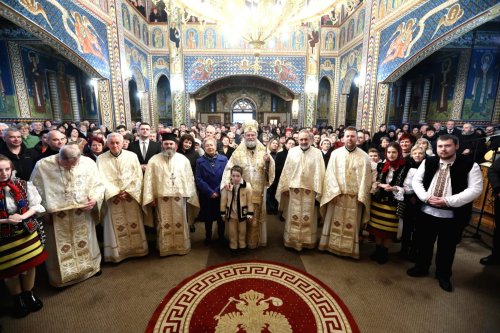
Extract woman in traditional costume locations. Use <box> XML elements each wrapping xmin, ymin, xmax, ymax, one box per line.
<box><xmin>368</xmin><ymin>142</ymin><xmax>410</xmax><ymax>264</ymax></box>
<box><xmin>0</xmin><ymin>155</ymin><xmax>47</xmax><ymax>317</ymax></box>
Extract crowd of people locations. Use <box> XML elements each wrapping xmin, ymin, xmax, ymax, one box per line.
<box><xmin>0</xmin><ymin>117</ymin><xmax>499</xmax><ymax>319</ymax></box>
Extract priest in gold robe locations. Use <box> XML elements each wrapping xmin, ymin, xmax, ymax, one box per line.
<box><xmin>221</xmin><ymin>120</ymin><xmax>275</xmax><ymax>249</ymax></box>
<box><xmin>143</xmin><ymin>133</ymin><xmax>199</xmax><ymax>256</ymax></box>
<box><xmin>276</xmin><ymin>130</ymin><xmax>325</xmax><ymax>251</ymax></box>
<box><xmin>97</xmin><ymin>133</ymin><xmax>148</xmax><ymax>263</ymax></box>
<box><xmin>30</xmin><ymin>145</ymin><xmax>104</xmax><ymax>287</ymax></box>
<box><xmin>319</xmin><ymin>127</ymin><xmax>372</xmax><ymax>259</ymax></box>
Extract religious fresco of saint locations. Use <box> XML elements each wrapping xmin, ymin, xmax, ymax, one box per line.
<box><xmin>185</xmin><ymin>28</ymin><xmax>199</xmax><ymax>49</ymax></box>
<box><xmin>377</xmin><ymin>0</ymin><xmax>496</xmax><ymax>82</ymax></box>
<box><xmin>21</xmin><ymin>46</ymin><xmax>52</xmax><ymax>117</ymax></box>
<box><xmin>0</xmin><ymin>41</ymin><xmax>19</xmax><ymax>118</ymax></box>
<box><xmin>377</xmin><ymin>0</ymin><xmax>410</xmax><ymax>19</ymax></box>
<box><xmin>142</xmin><ymin>23</ymin><xmax>149</xmax><ymax>45</ymax></box>
<box><xmin>323</xmin><ymin>31</ymin><xmax>335</xmax><ymax>51</ymax></box>
<box><xmin>320</xmin><ymin>57</ymin><xmax>336</xmax><ymax>80</ymax></box>
<box><xmin>339</xmin><ymin>44</ymin><xmax>362</xmax><ymax>82</ymax></box>
<box><xmin>424</xmin><ymin>53</ymin><xmax>460</xmax><ymax>121</ymax></box>
<box><xmin>122</xmin><ymin>4</ymin><xmax>131</xmax><ymax>31</ymax></box>
<box><xmin>462</xmin><ymin>48</ymin><xmax>499</xmax><ymax>121</ymax></box>
<box><xmin>4</xmin><ymin>0</ymin><xmax>111</xmax><ymax>78</ymax></box>
<box><xmin>204</xmin><ymin>28</ymin><xmax>216</xmax><ymax>49</ymax></box>
<box><xmin>184</xmin><ymin>55</ymin><xmax>306</xmax><ymax>94</ymax></box>
<box><xmin>152</xmin><ymin>55</ymin><xmax>170</xmax><ymax>78</ymax></box>
<box><xmin>357</xmin><ymin>9</ymin><xmax>365</xmax><ymax>35</ymax></box>
<box><xmin>152</xmin><ymin>28</ymin><xmax>164</xmax><ymax>48</ymax></box>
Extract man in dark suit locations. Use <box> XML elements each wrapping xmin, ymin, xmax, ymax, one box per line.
<box><xmin>481</xmin><ymin>156</ymin><xmax>500</xmax><ymax>265</ymax></box>
<box><xmin>0</xmin><ymin>127</ymin><xmax>40</xmax><ymax>180</ymax></box>
<box><xmin>439</xmin><ymin>120</ymin><xmax>461</xmax><ymax>137</ymax></box>
<box><xmin>128</xmin><ymin>122</ymin><xmax>161</xmax><ymax>172</ymax></box>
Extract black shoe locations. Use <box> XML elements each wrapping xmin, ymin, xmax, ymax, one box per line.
<box><xmin>204</xmin><ymin>238</ymin><xmax>211</xmax><ymax>246</ymax></box>
<box><xmin>480</xmin><ymin>254</ymin><xmax>500</xmax><ymax>266</ymax></box>
<box><xmin>370</xmin><ymin>245</ymin><xmax>381</xmax><ymax>261</ymax></box>
<box><xmin>377</xmin><ymin>247</ymin><xmax>389</xmax><ymax>265</ymax></box>
<box><xmin>239</xmin><ymin>247</ymin><xmax>248</xmax><ymax>254</ymax></box>
<box><xmin>189</xmin><ymin>225</ymin><xmax>196</xmax><ymax>233</ymax></box>
<box><xmin>279</xmin><ymin>215</ymin><xmax>285</xmax><ymax>222</ymax></box>
<box><xmin>95</xmin><ymin>270</ymin><xmax>103</xmax><ymax>277</ymax></box>
<box><xmin>11</xmin><ymin>294</ymin><xmax>30</xmax><ymax>318</ymax></box>
<box><xmin>407</xmin><ymin>266</ymin><xmax>429</xmax><ymax>277</ymax></box>
<box><xmin>21</xmin><ymin>291</ymin><xmax>43</xmax><ymax>312</ymax></box>
<box><xmin>230</xmin><ymin>249</ymin><xmax>239</xmax><ymax>256</ymax></box>
<box><xmin>438</xmin><ymin>278</ymin><xmax>453</xmax><ymax>292</ymax></box>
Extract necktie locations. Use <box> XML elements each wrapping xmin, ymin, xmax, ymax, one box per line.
<box><xmin>433</xmin><ymin>163</ymin><xmax>450</xmax><ymax>197</ymax></box>
<box><xmin>142</xmin><ymin>142</ymin><xmax>147</xmax><ymax>160</ymax></box>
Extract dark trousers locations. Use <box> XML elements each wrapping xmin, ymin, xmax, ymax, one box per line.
<box><xmin>493</xmin><ymin>197</ymin><xmax>500</xmax><ymax>257</ymax></box>
<box><xmin>415</xmin><ymin>212</ymin><xmax>463</xmax><ymax>279</ymax></box>
<box><xmin>204</xmin><ymin>218</ymin><xmax>225</xmax><ymax>241</ymax></box>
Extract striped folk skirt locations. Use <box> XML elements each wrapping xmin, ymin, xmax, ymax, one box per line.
<box><xmin>0</xmin><ymin>230</ymin><xmax>48</xmax><ymax>279</ymax></box>
<box><xmin>368</xmin><ymin>201</ymin><xmax>399</xmax><ymax>239</ymax></box>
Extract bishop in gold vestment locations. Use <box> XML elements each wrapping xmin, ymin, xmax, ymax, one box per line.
<box><xmin>97</xmin><ymin>134</ymin><xmax>148</xmax><ymax>263</ymax></box>
<box><xmin>276</xmin><ymin>131</ymin><xmax>325</xmax><ymax>251</ymax></box>
<box><xmin>319</xmin><ymin>129</ymin><xmax>372</xmax><ymax>259</ymax></box>
<box><xmin>221</xmin><ymin>120</ymin><xmax>275</xmax><ymax>249</ymax></box>
<box><xmin>30</xmin><ymin>146</ymin><xmax>104</xmax><ymax>287</ymax></box>
<box><xmin>143</xmin><ymin>134</ymin><xmax>199</xmax><ymax>256</ymax></box>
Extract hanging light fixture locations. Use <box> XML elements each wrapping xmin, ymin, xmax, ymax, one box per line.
<box><xmin>175</xmin><ymin>0</ymin><xmax>353</xmax><ymax>55</ymax></box>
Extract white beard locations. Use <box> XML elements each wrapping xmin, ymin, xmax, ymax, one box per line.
<box><xmin>245</xmin><ymin>140</ymin><xmax>256</xmax><ymax>149</ymax></box>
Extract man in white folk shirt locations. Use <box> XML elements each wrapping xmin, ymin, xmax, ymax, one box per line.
<box><xmin>97</xmin><ymin>133</ymin><xmax>148</xmax><ymax>263</ymax></box>
<box><xmin>408</xmin><ymin>134</ymin><xmax>482</xmax><ymax>292</ymax></box>
<box><xmin>142</xmin><ymin>133</ymin><xmax>199</xmax><ymax>256</ymax></box>
<box><xmin>276</xmin><ymin>129</ymin><xmax>325</xmax><ymax>250</ymax></box>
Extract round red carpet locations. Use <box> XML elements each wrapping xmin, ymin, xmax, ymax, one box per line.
<box><xmin>146</xmin><ymin>260</ymin><xmax>359</xmax><ymax>333</ymax></box>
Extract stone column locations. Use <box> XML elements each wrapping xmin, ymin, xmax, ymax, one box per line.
<box><xmin>402</xmin><ymin>81</ymin><xmax>412</xmax><ymax>123</ymax></box>
<box><xmin>419</xmin><ymin>77</ymin><xmax>431</xmax><ymax>124</ymax></box>
<box><xmin>451</xmin><ymin>49</ymin><xmax>472</xmax><ymax>120</ymax></box>
<box><xmin>373</xmin><ymin>83</ymin><xmax>390</xmax><ymax>131</ymax></box>
<box><xmin>169</xmin><ymin>1</ymin><xmax>185</xmax><ymax>127</ymax></box>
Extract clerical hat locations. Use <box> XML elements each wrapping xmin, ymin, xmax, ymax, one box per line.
<box><xmin>161</xmin><ymin>133</ymin><xmax>178</xmax><ymax>143</ymax></box>
<box><xmin>243</xmin><ymin>119</ymin><xmax>258</xmax><ymax>133</ymax></box>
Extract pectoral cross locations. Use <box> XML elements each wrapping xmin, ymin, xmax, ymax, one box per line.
<box><xmin>170</xmin><ymin>172</ymin><xmax>176</xmax><ymax>186</ymax></box>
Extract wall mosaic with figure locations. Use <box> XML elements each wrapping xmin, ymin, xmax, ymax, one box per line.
<box><xmin>152</xmin><ymin>27</ymin><xmax>164</xmax><ymax>48</ymax></box>
<box><xmin>0</xmin><ymin>41</ymin><xmax>18</xmax><ymax>118</ymax></box>
<box><xmin>152</xmin><ymin>55</ymin><xmax>170</xmax><ymax>80</ymax></box>
<box><xmin>339</xmin><ymin>44</ymin><xmax>363</xmax><ymax>82</ymax></box>
<box><xmin>322</xmin><ymin>30</ymin><xmax>336</xmax><ymax>51</ymax></box>
<box><xmin>2</xmin><ymin>0</ymin><xmax>110</xmax><ymax>78</ymax></box>
<box><xmin>377</xmin><ymin>0</ymin><xmax>497</xmax><ymax>82</ymax></box>
<box><xmin>184</xmin><ymin>55</ymin><xmax>306</xmax><ymax>94</ymax></box>
<box><xmin>462</xmin><ymin>48</ymin><xmax>499</xmax><ymax>121</ymax></box>
<box><xmin>320</xmin><ymin>57</ymin><xmax>336</xmax><ymax>81</ymax></box>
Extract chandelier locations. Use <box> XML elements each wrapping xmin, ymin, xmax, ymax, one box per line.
<box><xmin>175</xmin><ymin>0</ymin><xmax>351</xmax><ymax>54</ymax></box>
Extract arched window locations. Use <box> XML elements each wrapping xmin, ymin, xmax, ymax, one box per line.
<box><xmin>231</xmin><ymin>98</ymin><xmax>256</xmax><ymax>123</ymax></box>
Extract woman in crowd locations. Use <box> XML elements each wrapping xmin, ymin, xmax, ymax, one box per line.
<box><xmin>84</xmin><ymin>137</ymin><xmax>105</xmax><ymax>161</ymax></box>
<box><xmin>177</xmin><ymin>134</ymin><xmax>198</xmax><ymax>174</ymax></box>
<box><xmin>400</xmin><ymin>145</ymin><xmax>426</xmax><ymax>261</ymax></box>
<box><xmin>272</xmin><ymin>137</ymin><xmax>296</xmax><ymax>221</ymax></box>
<box><xmin>368</xmin><ymin>142</ymin><xmax>410</xmax><ymax>264</ymax></box>
<box><xmin>0</xmin><ymin>155</ymin><xmax>47</xmax><ymax>318</ymax></box>
<box><xmin>66</xmin><ymin>128</ymin><xmax>87</xmax><ymax>153</ymax></box>
<box><xmin>219</xmin><ymin>135</ymin><xmax>235</xmax><ymax>160</ymax></box>
<box><xmin>195</xmin><ymin>137</ymin><xmax>228</xmax><ymax>245</ymax></box>
<box><xmin>266</xmin><ymin>138</ymin><xmax>281</xmax><ymax>214</ymax></box>
<box><xmin>43</xmin><ymin>120</ymin><xmax>52</xmax><ymax>130</ymax></box>
<box><xmin>122</xmin><ymin>133</ymin><xmax>134</xmax><ymax>150</ymax></box>
<box><xmin>387</xmin><ymin>129</ymin><xmax>396</xmax><ymax>141</ymax></box>
<box><xmin>416</xmin><ymin>137</ymin><xmax>434</xmax><ymax>156</ymax></box>
<box><xmin>320</xmin><ymin>137</ymin><xmax>333</xmax><ymax>167</ymax></box>
<box><xmin>371</xmin><ymin>123</ymin><xmax>387</xmax><ymax>148</ymax></box>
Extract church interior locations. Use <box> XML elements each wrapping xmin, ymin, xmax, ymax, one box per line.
<box><xmin>0</xmin><ymin>0</ymin><xmax>499</xmax><ymax>332</ymax></box>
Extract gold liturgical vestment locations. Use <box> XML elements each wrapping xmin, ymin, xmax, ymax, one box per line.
<box><xmin>276</xmin><ymin>146</ymin><xmax>325</xmax><ymax>250</ymax></box>
<box><xmin>143</xmin><ymin>153</ymin><xmax>199</xmax><ymax>256</ymax></box>
<box><xmin>97</xmin><ymin>150</ymin><xmax>148</xmax><ymax>263</ymax></box>
<box><xmin>221</xmin><ymin>141</ymin><xmax>275</xmax><ymax>249</ymax></box>
<box><xmin>30</xmin><ymin>155</ymin><xmax>104</xmax><ymax>287</ymax></box>
<box><xmin>319</xmin><ymin>147</ymin><xmax>371</xmax><ymax>259</ymax></box>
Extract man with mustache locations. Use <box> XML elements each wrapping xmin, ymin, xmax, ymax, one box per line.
<box><xmin>142</xmin><ymin>133</ymin><xmax>199</xmax><ymax>256</ymax></box>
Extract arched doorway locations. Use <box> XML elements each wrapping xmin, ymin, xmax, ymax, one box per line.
<box><xmin>231</xmin><ymin>97</ymin><xmax>257</xmax><ymax>123</ymax></box>
<box><xmin>129</xmin><ymin>66</ymin><xmax>148</xmax><ymax>123</ymax></box>
<box><xmin>317</xmin><ymin>77</ymin><xmax>331</xmax><ymax>125</ymax></box>
<box><xmin>156</xmin><ymin>75</ymin><xmax>172</xmax><ymax>124</ymax></box>
<box><xmin>128</xmin><ymin>79</ymin><xmax>141</xmax><ymax>122</ymax></box>
<box><xmin>346</xmin><ymin>79</ymin><xmax>359</xmax><ymax>126</ymax></box>
<box><xmin>338</xmin><ymin>69</ymin><xmax>358</xmax><ymax>127</ymax></box>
